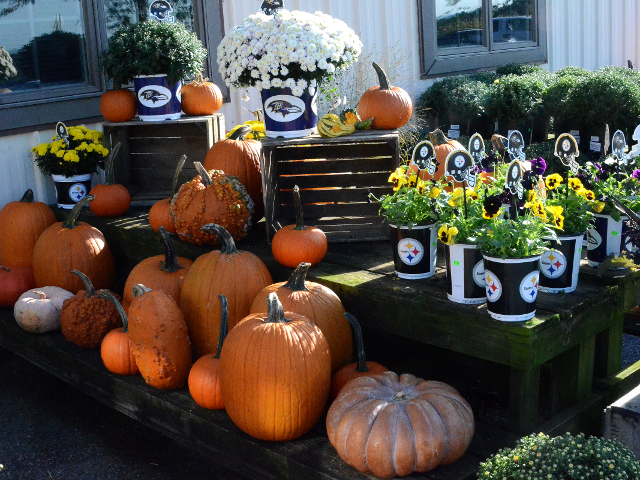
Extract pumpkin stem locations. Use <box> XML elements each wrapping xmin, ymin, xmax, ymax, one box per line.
<box><xmin>72</xmin><ymin>269</ymin><xmax>96</xmax><ymax>298</ymax></box>
<box><xmin>283</xmin><ymin>262</ymin><xmax>311</xmax><ymax>291</ymax></box>
<box><xmin>214</xmin><ymin>294</ymin><xmax>229</xmax><ymax>359</ymax></box>
<box><xmin>103</xmin><ymin>142</ymin><xmax>122</xmax><ymax>185</ymax></box>
<box><xmin>0</xmin><ymin>266</ymin><xmax>10</xmax><ymax>273</ymax></box>
<box><xmin>171</xmin><ymin>155</ymin><xmax>187</xmax><ymax>198</ymax></box>
<box><xmin>429</xmin><ymin>129</ymin><xmax>450</xmax><ymax>146</ymax></box>
<box><xmin>292</xmin><ymin>185</ymin><xmax>307</xmax><ymax>231</ymax></box>
<box><xmin>193</xmin><ymin>72</ymin><xmax>209</xmax><ymax>85</ymax></box>
<box><xmin>344</xmin><ymin>312</ymin><xmax>369</xmax><ymax>373</ymax></box>
<box><xmin>158</xmin><ymin>226</ymin><xmax>183</xmax><ymax>273</ymax></box>
<box><xmin>265</xmin><ymin>292</ymin><xmax>290</xmax><ymax>324</ymax></box>
<box><xmin>194</xmin><ymin>161</ymin><xmax>214</xmax><ymax>186</ymax></box>
<box><xmin>200</xmin><ymin>224</ymin><xmax>239</xmax><ymax>254</ymax></box>
<box><xmin>132</xmin><ymin>284</ymin><xmax>152</xmax><ymax>298</ymax></box>
<box><xmin>63</xmin><ymin>194</ymin><xmax>94</xmax><ymax>229</ymax></box>
<box><xmin>20</xmin><ymin>189</ymin><xmax>34</xmax><ymax>203</ymax></box>
<box><xmin>372</xmin><ymin>62</ymin><xmax>391</xmax><ymax>91</ymax></box>
<box><xmin>33</xmin><ymin>290</ymin><xmax>47</xmax><ymax>299</ymax></box>
<box><xmin>228</xmin><ymin>125</ymin><xmax>252</xmax><ymax>141</ymax></box>
<box><xmin>96</xmin><ymin>289</ymin><xmax>129</xmax><ymax>333</ymax></box>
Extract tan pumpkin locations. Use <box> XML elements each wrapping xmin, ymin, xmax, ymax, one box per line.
<box><xmin>181</xmin><ymin>73</ymin><xmax>223</xmax><ymax>116</ymax></box>
<box><xmin>13</xmin><ymin>286</ymin><xmax>74</xmax><ymax>333</ymax></box>
<box><xmin>148</xmin><ymin>155</ymin><xmax>186</xmax><ymax>234</ymax></box>
<box><xmin>327</xmin><ymin>371</ymin><xmax>475</xmax><ymax>478</ymax></box>
<box><xmin>358</xmin><ymin>62</ymin><xmax>413</xmax><ymax>130</ymax></box>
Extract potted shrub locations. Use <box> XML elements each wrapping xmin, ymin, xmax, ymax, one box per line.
<box><xmin>100</xmin><ymin>21</ymin><xmax>207</xmax><ymax>121</ymax></box>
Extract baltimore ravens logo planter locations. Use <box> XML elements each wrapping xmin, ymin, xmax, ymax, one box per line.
<box><xmin>389</xmin><ymin>224</ymin><xmax>438</xmax><ymax>279</ymax></box>
<box><xmin>261</xmin><ymin>87</ymin><xmax>318</xmax><ymax>138</ymax></box>
<box><xmin>133</xmin><ymin>74</ymin><xmax>182</xmax><ymax>121</ymax></box>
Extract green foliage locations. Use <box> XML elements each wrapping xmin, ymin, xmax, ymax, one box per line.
<box><xmin>0</xmin><ymin>46</ymin><xmax>17</xmax><ymax>83</ymax></box>
<box><xmin>416</xmin><ymin>75</ymin><xmax>467</xmax><ymax>118</ymax></box>
<box><xmin>467</xmin><ymin>71</ymin><xmax>498</xmax><ymax>84</ymax></box>
<box><xmin>555</xmin><ymin>66</ymin><xmax>591</xmax><ymax>78</ymax></box>
<box><xmin>488</xmin><ymin>73</ymin><xmax>549</xmax><ymax>122</ymax></box>
<box><xmin>496</xmin><ymin>63</ymin><xmax>544</xmax><ymax>77</ymax></box>
<box><xmin>439</xmin><ymin>195</ymin><xmax>491</xmax><ymax>245</ymax></box>
<box><xmin>100</xmin><ymin>20</ymin><xmax>207</xmax><ymax>86</ymax></box>
<box><xmin>476</xmin><ymin>214</ymin><xmax>557</xmax><ymax>258</ymax></box>
<box><xmin>544</xmin><ymin>73</ymin><xmax>589</xmax><ymax>124</ymax></box>
<box><xmin>477</xmin><ymin>432</ymin><xmax>640</xmax><ymax>480</ymax></box>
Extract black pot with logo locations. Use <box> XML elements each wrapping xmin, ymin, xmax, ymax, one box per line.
<box><xmin>390</xmin><ymin>224</ymin><xmax>437</xmax><ymax>280</ymax></box>
<box><xmin>445</xmin><ymin>243</ymin><xmax>486</xmax><ymax>304</ymax></box>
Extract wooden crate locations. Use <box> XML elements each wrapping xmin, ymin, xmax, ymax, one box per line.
<box><xmin>103</xmin><ymin>114</ymin><xmax>225</xmax><ymax>205</ymax></box>
<box><xmin>261</xmin><ymin>130</ymin><xmax>399</xmax><ymax>242</ymax></box>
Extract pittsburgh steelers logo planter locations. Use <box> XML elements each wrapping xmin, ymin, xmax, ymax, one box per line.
<box><xmin>390</xmin><ymin>225</ymin><xmax>437</xmax><ymax>279</ymax></box>
<box><xmin>445</xmin><ymin>243</ymin><xmax>485</xmax><ymax>304</ymax></box>
<box><xmin>539</xmin><ymin>234</ymin><xmax>584</xmax><ymax>293</ymax></box>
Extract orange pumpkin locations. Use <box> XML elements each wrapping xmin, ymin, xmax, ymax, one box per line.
<box><xmin>100</xmin><ymin>88</ymin><xmax>136</xmax><ymax>123</ymax></box>
<box><xmin>89</xmin><ymin>143</ymin><xmax>131</xmax><ymax>217</ymax></box>
<box><xmin>410</xmin><ymin>129</ymin><xmax>465</xmax><ymax>187</ymax></box>
<box><xmin>0</xmin><ymin>189</ymin><xmax>56</xmax><ymax>268</ymax></box>
<box><xmin>97</xmin><ymin>290</ymin><xmax>139</xmax><ymax>376</ymax></box>
<box><xmin>149</xmin><ymin>155</ymin><xmax>186</xmax><ymax>234</ymax></box>
<box><xmin>203</xmin><ymin>125</ymin><xmax>263</xmax><ymax>220</ymax></box>
<box><xmin>181</xmin><ymin>73</ymin><xmax>223</xmax><ymax>116</ymax></box>
<box><xmin>0</xmin><ymin>265</ymin><xmax>35</xmax><ymax>307</ymax></box>
<box><xmin>358</xmin><ymin>62</ymin><xmax>413</xmax><ymax>130</ymax></box>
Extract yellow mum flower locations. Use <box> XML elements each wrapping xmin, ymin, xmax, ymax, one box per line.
<box><xmin>55</xmin><ymin>150</ymin><xmax>65</xmax><ymax>158</ymax></box>
<box><xmin>76</xmin><ymin>142</ymin><xmax>88</xmax><ymax>151</ymax></box>
<box><xmin>438</xmin><ymin>225</ymin><xmax>458</xmax><ymax>245</ymax></box>
<box><xmin>34</xmin><ymin>143</ymin><xmax>49</xmax><ymax>156</ymax></box>
<box><xmin>545</xmin><ymin>173</ymin><xmax>563</xmax><ymax>190</ymax></box>
<box><xmin>64</xmin><ymin>150</ymin><xmax>80</xmax><ymax>162</ymax></box>
<box><xmin>592</xmin><ymin>201</ymin><xmax>605</xmax><ymax>213</ymax></box>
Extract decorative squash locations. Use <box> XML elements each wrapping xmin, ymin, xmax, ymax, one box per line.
<box><xmin>128</xmin><ymin>284</ymin><xmax>192</xmax><ymax>389</ymax></box>
<box><xmin>180</xmin><ymin>73</ymin><xmax>223</xmax><ymax>116</ymax></box>
<box><xmin>250</xmin><ymin>262</ymin><xmax>351</xmax><ymax>374</ymax></box>
<box><xmin>326</xmin><ymin>371</ymin><xmax>475</xmax><ymax>478</ymax></box>
<box><xmin>149</xmin><ymin>155</ymin><xmax>186</xmax><ymax>234</ymax></box>
<box><xmin>219</xmin><ymin>292</ymin><xmax>331</xmax><ymax>441</ymax></box>
<box><xmin>330</xmin><ymin>312</ymin><xmax>388</xmax><ymax>400</ymax></box>
<box><xmin>100</xmin><ymin>88</ymin><xmax>136</xmax><ymax>123</ymax></box>
<box><xmin>188</xmin><ymin>294</ymin><xmax>229</xmax><ymax>410</ymax></box>
<box><xmin>14</xmin><ymin>286</ymin><xmax>74</xmax><ymax>333</ymax></box>
<box><xmin>121</xmin><ymin>226</ymin><xmax>193</xmax><ymax>312</ymax></box>
<box><xmin>271</xmin><ymin>185</ymin><xmax>327</xmax><ymax>267</ymax></box>
<box><xmin>59</xmin><ymin>270</ymin><xmax>122</xmax><ymax>349</ymax></box>
<box><xmin>358</xmin><ymin>62</ymin><xmax>413</xmax><ymax>130</ymax></box>
<box><xmin>203</xmin><ymin>125</ymin><xmax>264</xmax><ymax>220</ymax></box>
<box><xmin>89</xmin><ymin>143</ymin><xmax>131</xmax><ymax>217</ymax></box>
<box><xmin>170</xmin><ymin>162</ymin><xmax>254</xmax><ymax>246</ymax></box>
<box><xmin>0</xmin><ymin>265</ymin><xmax>35</xmax><ymax>307</ymax></box>
<box><xmin>179</xmin><ymin>223</ymin><xmax>272</xmax><ymax>358</ymax></box>
<box><xmin>32</xmin><ymin>195</ymin><xmax>116</xmax><ymax>293</ymax></box>
<box><xmin>97</xmin><ymin>290</ymin><xmax>139</xmax><ymax>376</ymax></box>
<box><xmin>0</xmin><ymin>189</ymin><xmax>56</xmax><ymax>268</ymax></box>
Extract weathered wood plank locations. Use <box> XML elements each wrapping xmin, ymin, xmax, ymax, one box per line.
<box><xmin>279</xmin><ymin>157</ymin><xmax>395</xmax><ymax>175</ymax></box>
<box><xmin>278</xmin><ymin>172</ymin><xmax>391</xmax><ymax>190</ymax></box>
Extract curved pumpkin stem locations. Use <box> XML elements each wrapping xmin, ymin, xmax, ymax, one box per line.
<box><xmin>171</xmin><ymin>155</ymin><xmax>187</xmax><ymax>198</ymax></box>
<box><xmin>372</xmin><ymin>62</ymin><xmax>391</xmax><ymax>91</ymax></box>
<box><xmin>63</xmin><ymin>194</ymin><xmax>94</xmax><ymax>229</ymax></box>
<box><xmin>194</xmin><ymin>161</ymin><xmax>214</xmax><ymax>187</ymax></box>
<box><xmin>0</xmin><ymin>266</ymin><xmax>11</xmax><ymax>273</ymax></box>
<box><xmin>200</xmin><ymin>223</ymin><xmax>239</xmax><ymax>255</ymax></box>
<box><xmin>96</xmin><ymin>289</ymin><xmax>129</xmax><ymax>332</ymax></box>
<box><xmin>344</xmin><ymin>312</ymin><xmax>369</xmax><ymax>373</ymax></box>
<box><xmin>429</xmin><ymin>129</ymin><xmax>450</xmax><ymax>146</ymax></box>
<box><xmin>192</xmin><ymin>72</ymin><xmax>209</xmax><ymax>85</ymax></box>
<box><xmin>228</xmin><ymin>125</ymin><xmax>252</xmax><ymax>141</ymax></box>
<box><xmin>158</xmin><ymin>226</ymin><xmax>183</xmax><ymax>273</ymax></box>
<box><xmin>103</xmin><ymin>142</ymin><xmax>122</xmax><ymax>185</ymax></box>
<box><xmin>72</xmin><ymin>269</ymin><xmax>96</xmax><ymax>298</ymax></box>
<box><xmin>292</xmin><ymin>185</ymin><xmax>307</xmax><ymax>231</ymax></box>
<box><xmin>283</xmin><ymin>262</ymin><xmax>311</xmax><ymax>292</ymax></box>
<box><xmin>20</xmin><ymin>189</ymin><xmax>35</xmax><ymax>203</ymax></box>
<box><xmin>33</xmin><ymin>290</ymin><xmax>48</xmax><ymax>299</ymax></box>
<box><xmin>265</xmin><ymin>292</ymin><xmax>290</xmax><ymax>324</ymax></box>
<box><xmin>214</xmin><ymin>294</ymin><xmax>229</xmax><ymax>359</ymax></box>
<box><xmin>132</xmin><ymin>284</ymin><xmax>152</xmax><ymax>298</ymax></box>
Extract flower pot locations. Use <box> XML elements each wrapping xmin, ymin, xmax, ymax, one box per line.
<box><xmin>539</xmin><ymin>233</ymin><xmax>584</xmax><ymax>293</ymax></box>
<box><xmin>52</xmin><ymin>173</ymin><xmax>92</xmax><ymax>209</ymax></box>
<box><xmin>134</xmin><ymin>74</ymin><xmax>182</xmax><ymax>121</ymax></box>
<box><xmin>587</xmin><ymin>213</ymin><xmax>627</xmax><ymax>267</ymax></box>
<box><xmin>483</xmin><ymin>254</ymin><xmax>541</xmax><ymax>321</ymax></box>
<box><xmin>389</xmin><ymin>224</ymin><xmax>437</xmax><ymax>280</ymax></box>
<box><xmin>445</xmin><ymin>243</ymin><xmax>486</xmax><ymax>304</ymax></box>
<box><xmin>261</xmin><ymin>86</ymin><xmax>318</xmax><ymax>138</ymax></box>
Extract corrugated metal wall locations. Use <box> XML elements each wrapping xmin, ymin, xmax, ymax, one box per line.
<box><xmin>1</xmin><ymin>0</ymin><xmax>639</xmax><ymax>208</ymax></box>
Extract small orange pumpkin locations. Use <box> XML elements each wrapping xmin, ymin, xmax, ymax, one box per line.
<box><xmin>358</xmin><ymin>62</ymin><xmax>413</xmax><ymax>130</ymax></box>
<box><xmin>0</xmin><ymin>265</ymin><xmax>35</xmax><ymax>308</ymax></box>
<box><xmin>100</xmin><ymin>89</ymin><xmax>136</xmax><ymax>123</ymax></box>
<box><xmin>89</xmin><ymin>143</ymin><xmax>131</xmax><ymax>217</ymax></box>
<box><xmin>411</xmin><ymin>129</ymin><xmax>465</xmax><ymax>187</ymax></box>
<box><xmin>149</xmin><ymin>155</ymin><xmax>186</xmax><ymax>234</ymax></box>
<box><xmin>97</xmin><ymin>290</ymin><xmax>139</xmax><ymax>376</ymax></box>
<box><xmin>181</xmin><ymin>73</ymin><xmax>223</xmax><ymax>116</ymax></box>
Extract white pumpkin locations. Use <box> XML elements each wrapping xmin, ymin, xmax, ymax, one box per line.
<box><xmin>14</xmin><ymin>287</ymin><xmax>74</xmax><ymax>333</ymax></box>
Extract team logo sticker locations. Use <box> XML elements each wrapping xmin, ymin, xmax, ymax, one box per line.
<box><xmin>264</xmin><ymin>95</ymin><xmax>305</xmax><ymax>122</ymax></box>
<box><xmin>138</xmin><ymin>85</ymin><xmax>172</xmax><ymax>108</ymax></box>
<box><xmin>484</xmin><ymin>270</ymin><xmax>502</xmax><ymax>302</ymax></box>
<box><xmin>68</xmin><ymin>183</ymin><xmax>88</xmax><ymax>202</ymax></box>
<box><xmin>473</xmin><ymin>260</ymin><xmax>485</xmax><ymax>288</ymax></box>
<box><xmin>519</xmin><ymin>271</ymin><xmax>539</xmax><ymax>303</ymax></box>
<box><xmin>397</xmin><ymin>238</ymin><xmax>424</xmax><ymax>266</ymax></box>
<box><xmin>540</xmin><ymin>250</ymin><xmax>567</xmax><ymax>278</ymax></box>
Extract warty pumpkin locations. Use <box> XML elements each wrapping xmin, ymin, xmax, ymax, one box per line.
<box><xmin>89</xmin><ymin>143</ymin><xmax>131</xmax><ymax>218</ymax></box>
<box><xmin>13</xmin><ymin>286</ymin><xmax>74</xmax><ymax>333</ymax></box>
<box><xmin>250</xmin><ymin>262</ymin><xmax>351</xmax><ymax>374</ymax></box>
<box><xmin>326</xmin><ymin>371</ymin><xmax>475</xmax><ymax>478</ymax></box>
<box><xmin>358</xmin><ymin>62</ymin><xmax>413</xmax><ymax>130</ymax></box>
<box><xmin>100</xmin><ymin>88</ymin><xmax>136</xmax><ymax>123</ymax></box>
<box><xmin>179</xmin><ymin>223</ymin><xmax>272</xmax><ymax>358</ymax></box>
<box><xmin>203</xmin><ymin>125</ymin><xmax>264</xmax><ymax>220</ymax></box>
<box><xmin>0</xmin><ymin>265</ymin><xmax>35</xmax><ymax>308</ymax></box>
<box><xmin>97</xmin><ymin>290</ymin><xmax>139</xmax><ymax>376</ymax></box>
<box><xmin>0</xmin><ymin>189</ymin><xmax>56</xmax><ymax>268</ymax></box>
<box><xmin>148</xmin><ymin>155</ymin><xmax>186</xmax><ymax>234</ymax></box>
<box><xmin>219</xmin><ymin>292</ymin><xmax>331</xmax><ymax>441</ymax></box>
<box><xmin>181</xmin><ymin>73</ymin><xmax>223</xmax><ymax>116</ymax></box>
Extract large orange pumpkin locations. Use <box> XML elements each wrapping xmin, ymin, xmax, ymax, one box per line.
<box><xmin>219</xmin><ymin>292</ymin><xmax>331</xmax><ymax>441</ymax></box>
<box><xmin>358</xmin><ymin>62</ymin><xmax>413</xmax><ymax>130</ymax></box>
<box><xmin>203</xmin><ymin>125</ymin><xmax>263</xmax><ymax>220</ymax></box>
<box><xmin>327</xmin><ymin>371</ymin><xmax>475</xmax><ymax>478</ymax></box>
<box><xmin>148</xmin><ymin>154</ymin><xmax>186</xmax><ymax>234</ymax></box>
<box><xmin>0</xmin><ymin>189</ymin><xmax>56</xmax><ymax>268</ymax></box>
<box><xmin>179</xmin><ymin>223</ymin><xmax>272</xmax><ymax>358</ymax></box>
<box><xmin>100</xmin><ymin>88</ymin><xmax>136</xmax><ymax>123</ymax></box>
<box><xmin>181</xmin><ymin>73</ymin><xmax>223</xmax><ymax>116</ymax></box>
<box><xmin>89</xmin><ymin>143</ymin><xmax>131</xmax><ymax>218</ymax></box>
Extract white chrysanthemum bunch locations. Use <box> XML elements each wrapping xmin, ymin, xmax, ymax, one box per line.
<box><xmin>217</xmin><ymin>10</ymin><xmax>362</xmax><ymax>95</ymax></box>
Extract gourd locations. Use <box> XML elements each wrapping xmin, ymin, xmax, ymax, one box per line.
<box><xmin>32</xmin><ymin>195</ymin><xmax>116</xmax><ymax>293</ymax></box>
<box><xmin>14</xmin><ymin>286</ymin><xmax>74</xmax><ymax>333</ymax></box>
<box><xmin>271</xmin><ymin>185</ymin><xmax>327</xmax><ymax>267</ymax></box>
<box><xmin>219</xmin><ymin>293</ymin><xmax>331</xmax><ymax>441</ymax></box>
<box><xmin>326</xmin><ymin>371</ymin><xmax>475</xmax><ymax>478</ymax></box>
<box><xmin>59</xmin><ymin>270</ymin><xmax>122</xmax><ymax>349</ymax></box>
<box><xmin>330</xmin><ymin>312</ymin><xmax>388</xmax><ymax>400</ymax></box>
<box><xmin>250</xmin><ymin>262</ymin><xmax>351</xmax><ymax>374</ymax></box>
<box><xmin>121</xmin><ymin>226</ymin><xmax>193</xmax><ymax>312</ymax></box>
<box><xmin>0</xmin><ymin>189</ymin><xmax>56</xmax><ymax>268</ymax></box>
<box><xmin>89</xmin><ymin>143</ymin><xmax>131</xmax><ymax>217</ymax></box>
<box><xmin>203</xmin><ymin>125</ymin><xmax>264</xmax><ymax>220</ymax></box>
<box><xmin>128</xmin><ymin>284</ymin><xmax>192</xmax><ymax>389</ymax></box>
<box><xmin>179</xmin><ymin>223</ymin><xmax>272</xmax><ymax>358</ymax></box>
<box><xmin>0</xmin><ymin>265</ymin><xmax>35</xmax><ymax>307</ymax></box>
<box><xmin>100</xmin><ymin>88</ymin><xmax>136</xmax><ymax>123</ymax></box>
<box><xmin>358</xmin><ymin>62</ymin><xmax>413</xmax><ymax>130</ymax></box>
<box><xmin>97</xmin><ymin>290</ymin><xmax>139</xmax><ymax>376</ymax></box>
<box><xmin>148</xmin><ymin>155</ymin><xmax>186</xmax><ymax>234</ymax></box>
<box><xmin>318</xmin><ymin>114</ymin><xmax>356</xmax><ymax>138</ymax></box>
<box><xmin>170</xmin><ymin>162</ymin><xmax>254</xmax><ymax>246</ymax></box>
<box><xmin>188</xmin><ymin>294</ymin><xmax>228</xmax><ymax>410</ymax></box>
<box><xmin>180</xmin><ymin>73</ymin><xmax>223</xmax><ymax>116</ymax></box>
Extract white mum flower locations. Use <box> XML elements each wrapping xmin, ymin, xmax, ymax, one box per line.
<box><xmin>291</xmin><ymin>85</ymin><xmax>304</xmax><ymax>96</ymax></box>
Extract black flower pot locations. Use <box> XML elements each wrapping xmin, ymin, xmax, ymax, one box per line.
<box><xmin>539</xmin><ymin>234</ymin><xmax>584</xmax><ymax>293</ymax></box>
<box><xmin>445</xmin><ymin>243</ymin><xmax>486</xmax><ymax>304</ymax></box>
<box><xmin>587</xmin><ymin>214</ymin><xmax>626</xmax><ymax>267</ymax></box>
<box><xmin>390</xmin><ymin>224</ymin><xmax>437</xmax><ymax>280</ymax></box>
<box><xmin>51</xmin><ymin>173</ymin><xmax>92</xmax><ymax>209</ymax></box>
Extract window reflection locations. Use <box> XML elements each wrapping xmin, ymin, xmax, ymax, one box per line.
<box><xmin>492</xmin><ymin>0</ymin><xmax>533</xmax><ymax>43</ymax></box>
<box><xmin>436</xmin><ymin>0</ymin><xmax>483</xmax><ymax>48</ymax></box>
<box><xmin>103</xmin><ymin>0</ymin><xmax>194</xmax><ymax>38</ymax></box>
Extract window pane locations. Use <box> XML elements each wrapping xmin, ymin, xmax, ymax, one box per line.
<box><xmin>103</xmin><ymin>0</ymin><xmax>194</xmax><ymax>38</ymax></box>
<box><xmin>436</xmin><ymin>0</ymin><xmax>483</xmax><ymax>49</ymax></box>
<box><xmin>0</xmin><ymin>0</ymin><xmax>88</xmax><ymax>93</ymax></box>
<box><xmin>492</xmin><ymin>0</ymin><xmax>533</xmax><ymax>44</ymax></box>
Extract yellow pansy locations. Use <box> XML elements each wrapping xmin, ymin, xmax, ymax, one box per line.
<box><xmin>581</xmin><ymin>189</ymin><xmax>596</xmax><ymax>201</ymax></box>
<box><xmin>529</xmin><ymin>200</ymin><xmax>547</xmax><ymax>220</ymax></box>
<box><xmin>388</xmin><ymin>167</ymin><xmax>407</xmax><ymax>190</ymax></box>
<box><xmin>429</xmin><ymin>185</ymin><xmax>441</xmax><ymax>198</ymax></box>
<box><xmin>416</xmin><ymin>178</ymin><xmax>427</xmax><ymax>195</ymax></box>
<box><xmin>546</xmin><ymin>205</ymin><xmax>564</xmax><ymax>229</ymax></box>
<box><xmin>592</xmin><ymin>201</ymin><xmax>605</xmax><ymax>213</ymax></box>
<box><xmin>406</xmin><ymin>174</ymin><xmax>418</xmax><ymax>188</ymax></box>
<box><xmin>568</xmin><ymin>177</ymin><xmax>583</xmax><ymax>193</ymax></box>
<box><xmin>482</xmin><ymin>208</ymin><xmax>500</xmax><ymax>220</ymax></box>
<box><xmin>545</xmin><ymin>173</ymin><xmax>563</xmax><ymax>190</ymax></box>
<box><xmin>528</xmin><ymin>190</ymin><xmax>537</xmax><ymax>203</ymax></box>
<box><xmin>438</xmin><ymin>225</ymin><xmax>458</xmax><ymax>245</ymax></box>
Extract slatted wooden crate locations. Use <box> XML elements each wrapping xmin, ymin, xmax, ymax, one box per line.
<box><xmin>103</xmin><ymin>114</ymin><xmax>225</xmax><ymax>205</ymax></box>
<box><xmin>261</xmin><ymin>130</ymin><xmax>399</xmax><ymax>242</ymax></box>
